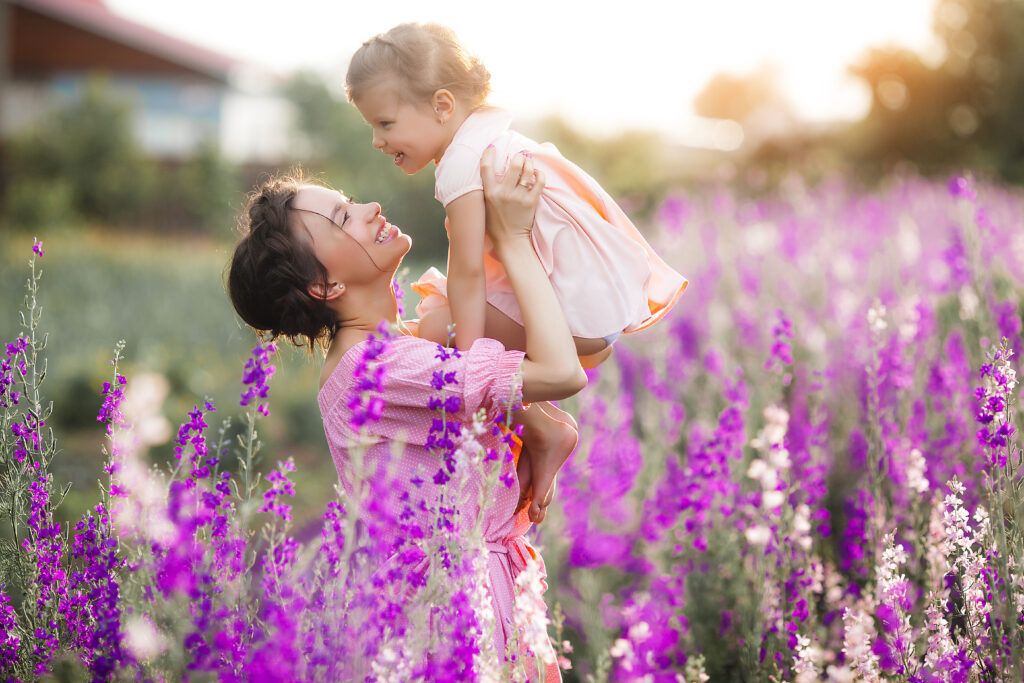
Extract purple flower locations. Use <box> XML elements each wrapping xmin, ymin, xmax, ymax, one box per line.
<box><xmin>973</xmin><ymin>341</ymin><xmax>1017</xmax><ymax>468</ymax></box>
<box><xmin>319</xmin><ymin>500</ymin><xmax>346</xmax><ymax>577</ymax></box>
<box><xmin>764</xmin><ymin>309</ymin><xmax>794</xmax><ymax>375</ymax></box>
<box><xmin>947</xmin><ymin>175</ymin><xmax>977</xmax><ymax>201</ymax></box>
<box><xmin>65</xmin><ymin>504</ymin><xmax>127</xmax><ymax>678</ymax></box>
<box><xmin>31</xmin><ymin>237</ymin><xmax>44</xmax><ymax>257</ymax></box>
<box><xmin>392</xmin><ymin>276</ymin><xmax>405</xmax><ymax>317</ymax></box>
<box><xmin>1</xmin><ymin>336</ymin><xmax>28</xmax><ymax>408</ymax></box>
<box><xmin>0</xmin><ymin>590</ymin><xmax>20</xmax><ymax>671</ymax></box>
<box><xmin>259</xmin><ymin>460</ymin><xmax>297</xmax><ymax>521</ymax></box>
<box><xmin>22</xmin><ymin>473</ymin><xmax>66</xmax><ymax>671</ymax></box>
<box><xmin>348</xmin><ymin>325</ymin><xmax>392</xmax><ymax>429</ymax></box>
<box><xmin>240</xmin><ymin>342</ymin><xmax>278</xmax><ymax>416</ymax></box>
<box><xmin>97</xmin><ymin>373</ymin><xmax>128</xmax><ymax>425</ymax></box>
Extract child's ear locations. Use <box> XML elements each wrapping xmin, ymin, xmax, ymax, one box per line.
<box><xmin>432</xmin><ymin>89</ymin><xmax>456</xmax><ymax>124</ymax></box>
<box><xmin>308</xmin><ymin>280</ymin><xmax>345</xmax><ymax>301</ymax></box>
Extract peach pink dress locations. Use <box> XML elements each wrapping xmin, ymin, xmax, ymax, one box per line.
<box><xmin>318</xmin><ymin>335</ymin><xmax>561</xmax><ymax>681</ymax></box>
<box><xmin>414</xmin><ymin>107</ymin><xmax>688</xmax><ymax>341</ymax></box>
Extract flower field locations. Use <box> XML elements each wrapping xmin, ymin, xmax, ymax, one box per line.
<box><xmin>1</xmin><ymin>172</ymin><xmax>1023</xmax><ymax>681</ymax></box>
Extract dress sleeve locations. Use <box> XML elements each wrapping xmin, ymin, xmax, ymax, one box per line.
<box><xmin>458</xmin><ymin>338</ymin><xmax>524</xmax><ymax>422</ymax></box>
<box><xmin>435</xmin><ymin>144</ymin><xmax>484</xmax><ymax>207</ymax></box>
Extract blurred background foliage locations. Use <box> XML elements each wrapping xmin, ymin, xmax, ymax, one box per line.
<box><xmin>0</xmin><ymin>0</ymin><xmax>1022</xmax><ymax>530</ymax></box>
<box><xmin>752</xmin><ymin>0</ymin><xmax>1024</xmax><ymax>182</ymax></box>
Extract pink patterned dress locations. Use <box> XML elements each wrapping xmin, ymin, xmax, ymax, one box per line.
<box><xmin>318</xmin><ymin>335</ymin><xmax>561</xmax><ymax>681</ymax></box>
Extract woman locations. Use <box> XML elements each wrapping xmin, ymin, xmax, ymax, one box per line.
<box><xmin>227</xmin><ymin>150</ymin><xmax>583</xmax><ymax>679</ymax></box>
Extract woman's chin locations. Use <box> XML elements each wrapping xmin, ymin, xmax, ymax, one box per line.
<box><xmin>386</xmin><ymin>239</ymin><xmax>412</xmax><ymax>272</ymax></box>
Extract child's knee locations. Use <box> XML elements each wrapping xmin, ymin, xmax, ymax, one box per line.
<box><xmin>572</xmin><ymin>336</ymin><xmax>609</xmax><ymax>357</ymax></box>
<box><xmin>579</xmin><ymin>344</ymin><xmax>614</xmax><ymax>369</ymax></box>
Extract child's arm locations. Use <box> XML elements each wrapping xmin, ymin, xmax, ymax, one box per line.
<box><xmin>444</xmin><ymin>190</ymin><xmax>488</xmax><ymax>349</ymax></box>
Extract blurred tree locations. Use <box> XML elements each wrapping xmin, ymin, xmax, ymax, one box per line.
<box><xmin>531</xmin><ymin>115</ymin><xmax>667</xmax><ymax>210</ymax></box>
<box><xmin>3</xmin><ymin>77</ymin><xmax>156</xmax><ymax>225</ymax></box>
<box><xmin>693</xmin><ymin>66</ymin><xmax>788</xmax><ymax>124</ymax></box>
<box><xmin>847</xmin><ymin>47</ymin><xmax>961</xmax><ymax>169</ymax></box>
<box><xmin>935</xmin><ymin>0</ymin><xmax>1024</xmax><ymax>179</ymax></box>
<box><xmin>847</xmin><ymin>0</ymin><xmax>1024</xmax><ymax>180</ymax></box>
<box><xmin>175</xmin><ymin>141</ymin><xmax>240</xmax><ymax>231</ymax></box>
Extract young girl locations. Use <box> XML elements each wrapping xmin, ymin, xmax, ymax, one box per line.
<box><xmin>346</xmin><ymin>22</ymin><xmax>688</xmax><ymax>522</ymax></box>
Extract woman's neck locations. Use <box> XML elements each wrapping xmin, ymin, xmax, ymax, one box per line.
<box><xmin>328</xmin><ymin>288</ymin><xmax>403</xmax><ymax>347</ymax></box>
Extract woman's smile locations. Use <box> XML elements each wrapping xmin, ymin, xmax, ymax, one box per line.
<box><xmin>374</xmin><ymin>218</ymin><xmax>400</xmax><ymax>244</ymax></box>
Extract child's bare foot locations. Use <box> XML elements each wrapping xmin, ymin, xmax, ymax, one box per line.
<box><xmin>524</xmin><ymin>402</ymin><xmax>578</xmax><ymax>523</ymax></box>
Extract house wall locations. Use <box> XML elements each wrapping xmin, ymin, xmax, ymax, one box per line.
<box><xmin>11</xmin><ymin>3</ymin><xmax>220</xmax><ymax>80</ymax></box>
<box><xmin>2</xmin><ymin>73</ymin><xmax>225</xmax><ymax>158</ymax></box>
<box><xmin>0</xmin><ymin>1</ymin><xmax>292</xmax><ymax>164</ymax></box>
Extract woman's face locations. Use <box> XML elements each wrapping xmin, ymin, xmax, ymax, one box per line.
<box><xmin>290</xmin><ymin>185</ymin><xmax>412</xmax><ymax>290</ymax></box>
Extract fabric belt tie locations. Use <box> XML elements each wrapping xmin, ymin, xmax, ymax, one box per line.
<box><xmin>486</xmin><ymin>536</ymin><xmax>547</xmax><ymax>592</ymax></box>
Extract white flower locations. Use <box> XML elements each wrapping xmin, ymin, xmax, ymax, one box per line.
<box><xmin>683</xmin><ymin>653</ymin><xmax>711</xmax><ymax>682</ymax></box>
<box><xmin>793</xmin><ymin>633</ymin><xmax>823</xmax><ymax>683</ymax></box>
<box><xmin>905</xmin><ymin>448</ymin><xmax>929</xmax><ymax>494</ymax></box>
<box><xmin>628</xmin><ymin>621</ymin><xmax>651</xmax><ymax>643</ymax></box>
<box><xmin>609</xmin><ymin>638</ymin><xmax>633</xmax><ymax>659</ymax></box>
<box><xmin>841</xmin><ymin>605</ymin><xmax>881</xmax><ymax>682</ymax></box>
<box><xmin>867</xmin><ymin>301</ymin><xmax>888</xmax><ymax>332</ymax></box>
<box><xmin>751</xmin><ymin>405</ymin><xmax>789</xmax><ymax>450</ymax></box>
<box><xmin>958</xmin><ymin>285</ymin><xmax>979</xmax><ymax>320</ymax></box>
<box><xmin>514</xmin><ymin>557</ymin><xmax>556</xmax><ymax>665</ymax></box>
<box><xmin>767</xmin><ymin>446</ymin><xmax>791</xmax><ymax>470</ymax></box>
<box><xmin>119</xmin><ymin>372</ymin><xmax>171</xmax><ymax>448</ymax></box>
<box><xmin>467</xmin><ymin>548</ymin><xmax>501</xmax><ymax>678</ymax></box>
<box><xmin>763</xmin><ymin>490</ymin><xmax>786</xmax><ymax>509</ymax></box>
<box><xmin>123</xmin><ymin>614</ymin><xmax>166</xmax><ymax>662</ymax></box>
<box><xmin>747</xmin><ymin>458</ymin><xmax>769</xmax><ymax>481</ymax></box>
<box><xmin>793</xmin><ymin>504</ymin><xmax>813</xmax><ymax>551</ymax></box>
<box><xmin>825</xmin><ymin>664</ymin><xmax>856</xmax><ymax>682</ymax></box>
<box><xmin>745</xmin><ymin>525</ymin><xmax>772</xmax><ymax>547</ymax></box>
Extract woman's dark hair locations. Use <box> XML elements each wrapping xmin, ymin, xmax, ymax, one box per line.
<box><xmin>227</xmin><ymin>171</ymin><xmax>338</xmax><ymax>352</ymax></box>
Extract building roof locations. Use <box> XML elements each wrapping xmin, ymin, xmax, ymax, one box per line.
<box><xmin>9</xmin><ymin>0</ymin><xmax>240</xmax><ymax>83</ymax></box>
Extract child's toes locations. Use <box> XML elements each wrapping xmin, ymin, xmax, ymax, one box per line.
<box><xmin>530</xmin><ymin>502</ymin><xmax>547</xmax><ymax>524</ymax></box>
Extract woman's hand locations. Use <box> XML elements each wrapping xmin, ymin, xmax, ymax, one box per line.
<box><xmin>480</xmin><ymin>148</ymin><xmax>545</xmax><ymax>249</ymax></box>
<box><xmin>480</xmin><ymin>145</ymin><xmax>586</xmax><ymax>403</ymax></box>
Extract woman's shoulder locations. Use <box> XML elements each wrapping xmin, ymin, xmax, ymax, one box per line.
<box><xmin>318</xmin><ymin>334</ymin><xmax>436</xmax><ymax>395</ymax></box>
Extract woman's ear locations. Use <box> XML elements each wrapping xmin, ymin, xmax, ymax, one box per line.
<box><xmin>308</xmin><ymin>280</ymin><xmax>345</xmax><ymax>301</ymax></box>
<box><xmin>432</xmin><ymin>89</ymin><xmax>456</xmax><ymax>124</ymax></box>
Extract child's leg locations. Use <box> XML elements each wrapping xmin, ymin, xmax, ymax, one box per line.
<box><xmin>421</xmin><ymin>303</ymin><xmax>614</xmax><ymax>363</ymax></box>
<box><xmin>419</xmin><ymin>304</ymin><xmax>598</xmax><ymax>523</ymax></box>
<box><xmin>485</xmin><ymin>305</ymin><xmax>584</xmax><ymax>522</ymax></box>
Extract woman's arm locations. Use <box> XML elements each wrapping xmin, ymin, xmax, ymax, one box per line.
<box><xmin>480</xmin><ymin>148</ymin><xmax>587</xmax><ymax>403</ymax></box>
<box><xmin>444</xmin><ymin>191</ymin><xmax>488</xmax><ymax>349</ymax></box>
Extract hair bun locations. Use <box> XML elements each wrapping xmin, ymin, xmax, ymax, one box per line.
<box><xmin>346</xmin><ymin>22</ymin><xmax>491</xmax><ymax>109</ymax></box>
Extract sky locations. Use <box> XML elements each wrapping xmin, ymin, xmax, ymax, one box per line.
<box><xmin>107</xmin><ymin>0</ymin><xmax>942</xmax><ymax>145</ymax></box>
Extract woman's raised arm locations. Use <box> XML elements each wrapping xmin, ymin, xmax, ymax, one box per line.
<box><xmin>480</xmin><ymin>148</ymin><xmax>587</xmax><ymax>403</ymax></box>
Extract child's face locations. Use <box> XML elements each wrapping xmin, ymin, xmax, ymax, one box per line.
<box><xmin>354</xmin><ymin>80</ymin><xmax>449</xmax><ymax>175</ymax></box>
<box><xmin>291</xmin><ymin>185</ymin><xmax>411</xmax><ymax>284</ymax></box>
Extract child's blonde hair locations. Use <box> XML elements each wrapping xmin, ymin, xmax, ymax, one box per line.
<box><xmin>346</xmin><ymin>23</ymin><xmax>491</xmax><ymax>109</ymax></box>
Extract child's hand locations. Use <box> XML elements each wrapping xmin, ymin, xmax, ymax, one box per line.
<box><xmin>480</xmin><ymin>147</ymin><xmax>545</xmax><ymax>248</ymax></box>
